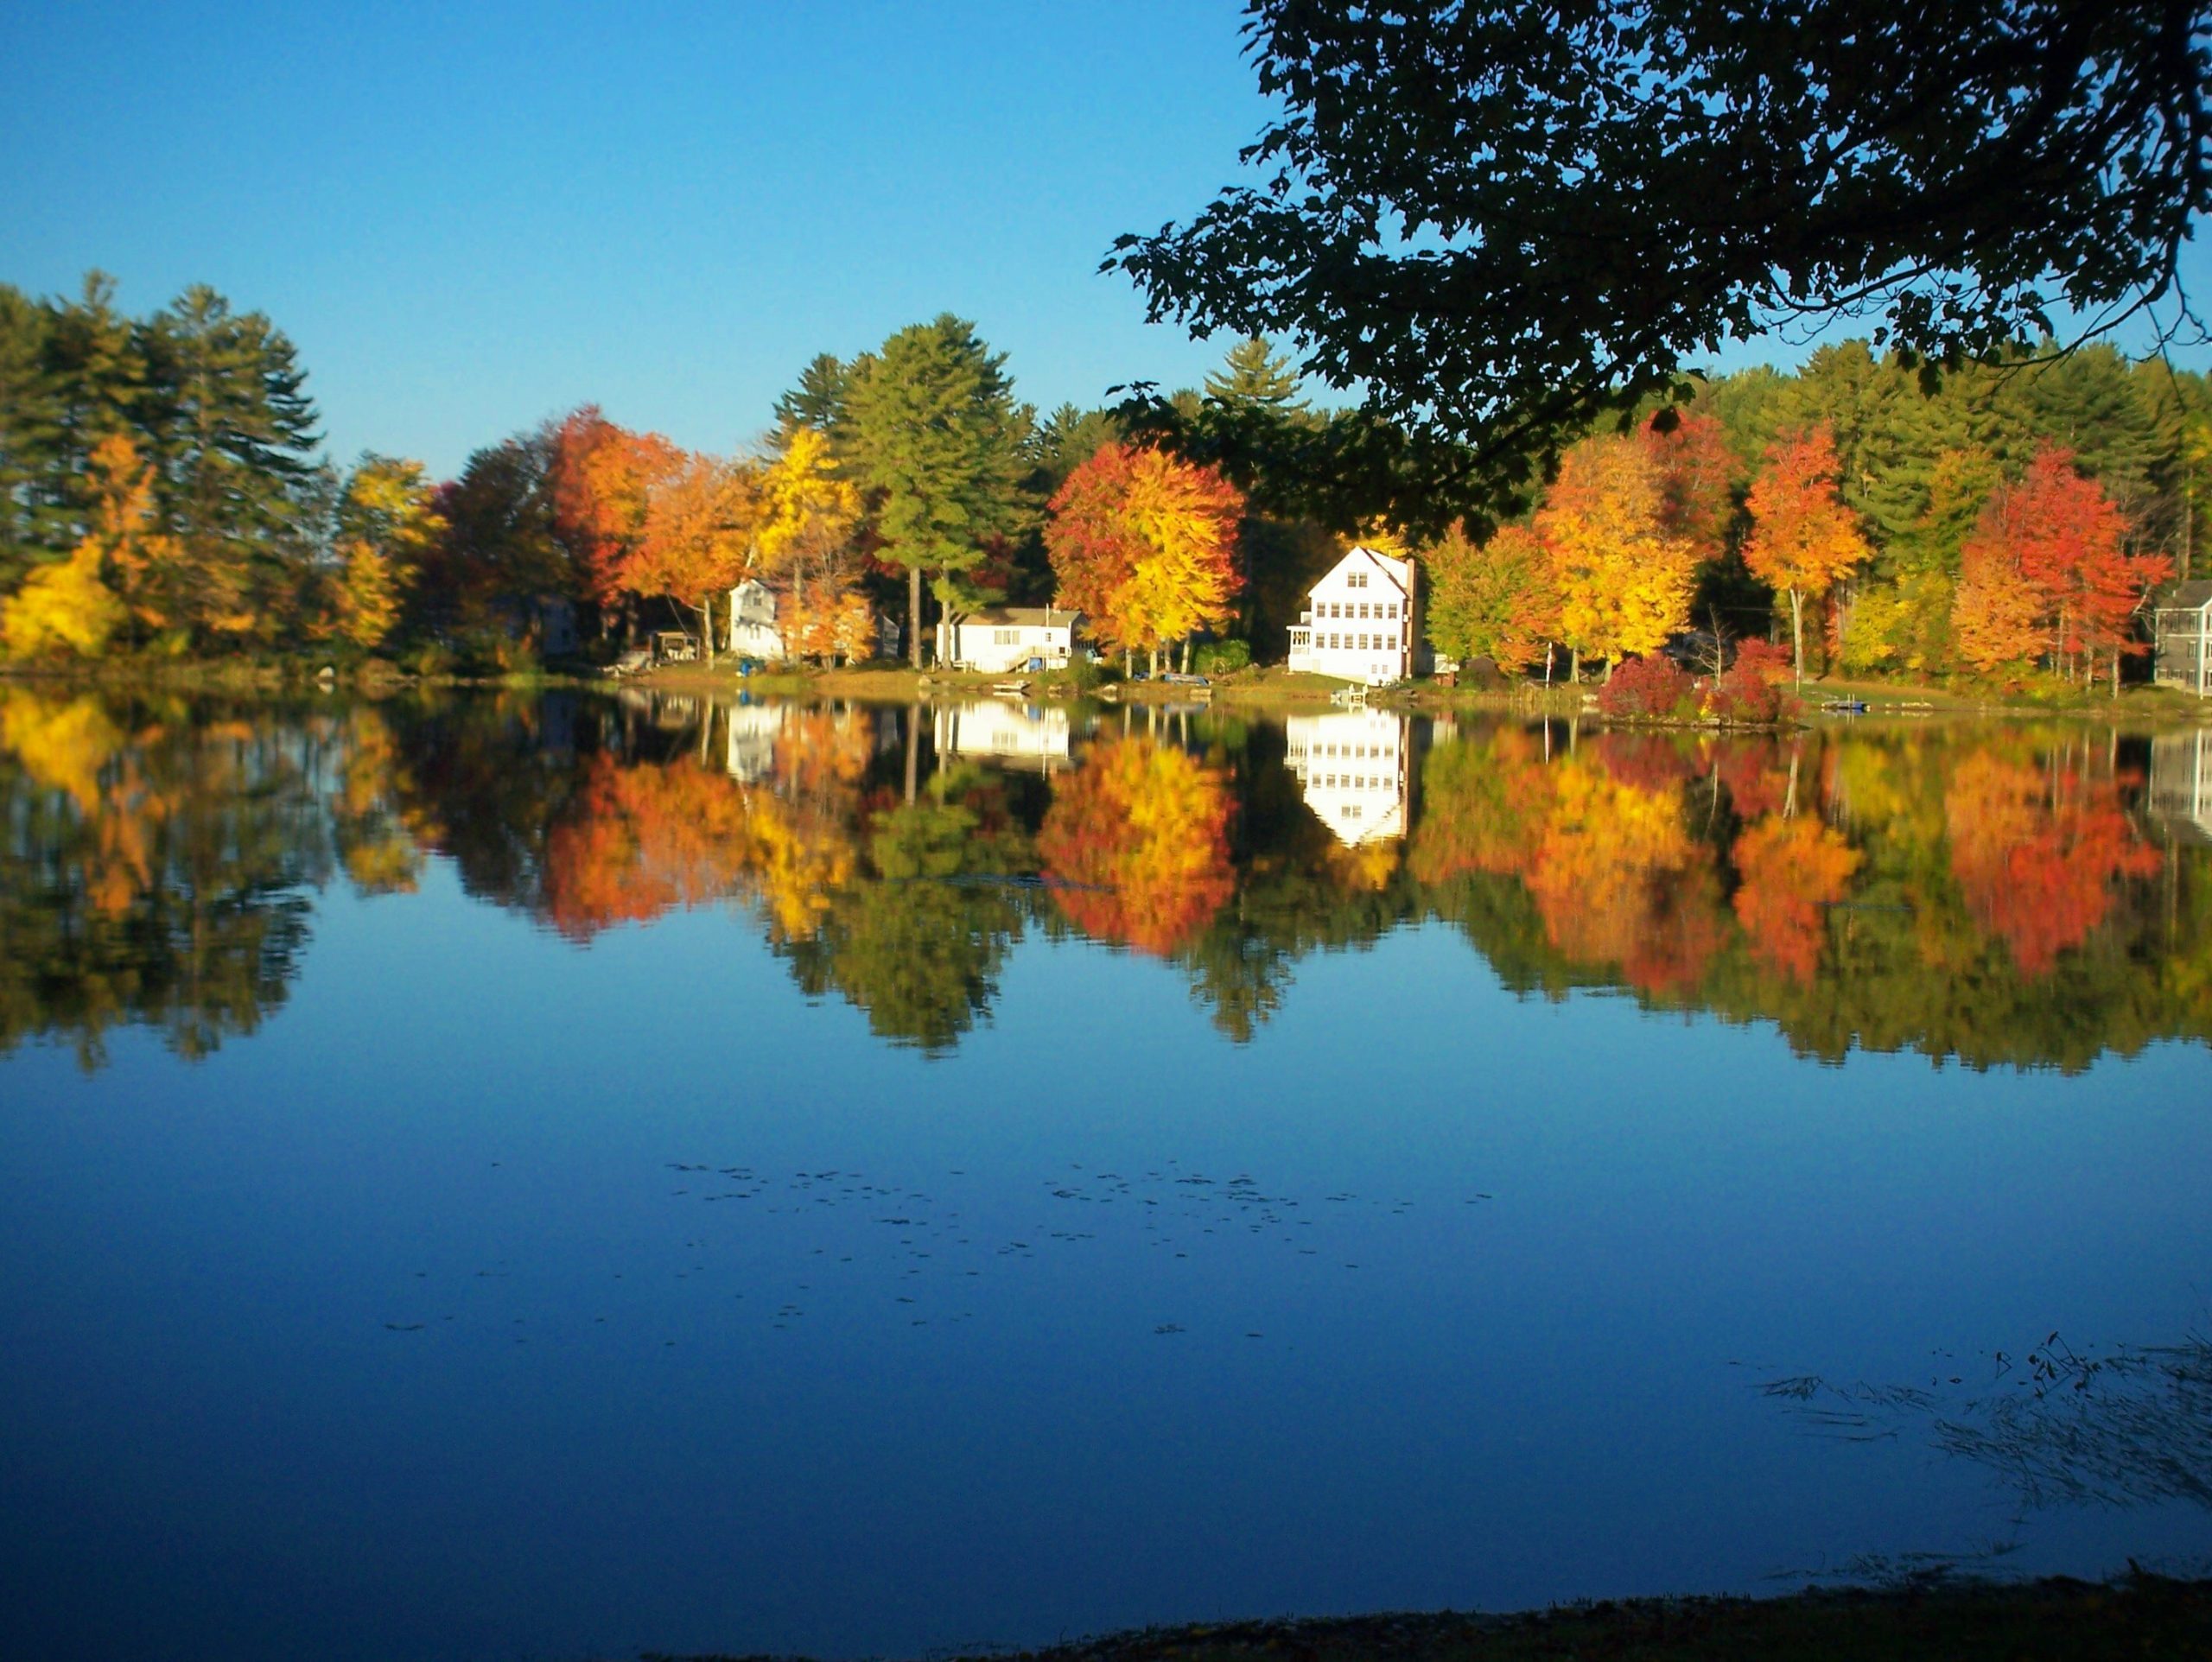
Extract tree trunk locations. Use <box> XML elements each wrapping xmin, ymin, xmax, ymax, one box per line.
<box><xmin>904</xmin><ymin>703</ymin><xmax>918</xmax><ymax>803</ymax></box>
<box><xmin>907</xmin><ymin>567</ymin><xmax>922</xmax><ymax>669</ymax></box>
<box><xmin>1570</xmin><ymin>646</ymin><xmax>1580</xmax><ymax>683</ymax></box>
<box><xmin>1122</xmin><ymin>647</ymin><xmax>1133</xmax><ymax>678</ymax></box>
<box><xmin>1789</xmin><ymin>587</ymin><xmax>1804</xmax><ymax>686</ymax></box>
<box><xmin>1180</xmin><ymin>637</ymin><xmax>1192</xmax><ymax>674</ymax></box>
<box><xmin>700</xmin><ymin>593</ymin><xmax>715</xmax><ymax>666</ymax></box>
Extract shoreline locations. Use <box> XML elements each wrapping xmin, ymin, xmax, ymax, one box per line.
<box><xmin>633</xmin><ymin>1575</ymin><xmax>2212</xmax><ymax>1662</ymax></box>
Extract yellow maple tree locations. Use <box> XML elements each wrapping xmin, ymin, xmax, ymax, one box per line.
<box><xmin>1536</xmin><ymin>436</ymin><xmax>1694</xmax><ymax>678</ymax></box>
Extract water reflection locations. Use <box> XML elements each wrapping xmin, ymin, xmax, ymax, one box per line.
<box><xmin>3</xmin><ymin>684</ymin><xmax>2207</xmax><ymax>1071</ymax></box>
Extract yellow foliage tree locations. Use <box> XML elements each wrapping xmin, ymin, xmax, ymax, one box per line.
<box><xmin>757</xmin><ymin>428</ymin><xmax>864</xmax><ymax>662</ymax></box>
<box><xmin>3</xmin><ymin>538</ymin><xmax>126</xmax><ymax>661</ymax></box>
<box><xmin>1536</xmin><ymin>436</ymin><xmax>1694</xmax><ymax>679</ymax></box>
<box><xmin>334</xmin><ymin>456</ymin><xmax>445</xmax><ymax>653</ymax></box>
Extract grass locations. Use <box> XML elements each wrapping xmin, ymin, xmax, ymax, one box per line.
<box><xmin>639</xmin><ymin>1574</ymin><xmax>2212</xmax><ymax>1662</ymax></box>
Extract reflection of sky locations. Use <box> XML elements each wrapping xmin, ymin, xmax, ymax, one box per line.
<box><xmin>3</xmin><ymin>860</ymin><xmax>2209</xmax><ymax>1661</ymax></box>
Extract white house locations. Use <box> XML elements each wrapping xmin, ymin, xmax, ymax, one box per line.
<box><xmin>936</xmin><ymin>606</ymin><xmax>1081</xmax><ymax>674</ymax></box>
<box><xmin>932</xmin><ymin>701</ymin><xmax>1073</xmax><ymax>771</ymax></box>
<box><xmin>2154</xmin><ymin>581</ymin><xmax>2212</xmax><ymax>695</ymax></box>
<box><xmin>1286</xmin><ymin>547</ymin><xmax>1418</xmax><ymax>684</ymax></box>
<box><xmin>726</xmin><ymin>579</ymin><xmax>900</xmax><ymax>663</ymax></box>
<box><xmin>727</xmin><ymin>579</ymin><xmax>785</xmax><ymax>661</ymax></box>
<box><xmin>1283</xmin><ymin>709</ymin><xmax>1409</xmax><ymax>845</ymax></box>
<box><xmin>723</xmin><ymin>701</ymin><xmax>788</xmax><ymax>783</ymax></box>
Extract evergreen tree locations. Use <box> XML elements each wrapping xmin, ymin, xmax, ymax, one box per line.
<box><xmin>138</xmin><ymin>285</ymin><xmax>321</xmax><ymax>645</ymax></box>
<box><xmin>843</xmin><ymin>316</ymin><xmax>1033</xmax><ymax>666</ymax></box>
<box><xmin>1204</xmin><ymin>337</ymin><xmax>1306</xmax><ymax>416</ymax></box>
<box><xmin>772</xmin><ymin>353</ymin><xmax>852</xmax><ymax>446</ymax></box>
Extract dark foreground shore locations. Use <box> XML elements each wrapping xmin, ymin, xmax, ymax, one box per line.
<box><xmin>637</xmin><ymin>1576</ymin><xmax>2212</xmax><ymax>1662</ymax></box>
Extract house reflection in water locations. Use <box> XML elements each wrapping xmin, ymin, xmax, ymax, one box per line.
<box><xmin>933</xmin><ymin>700</ymin><xmax>1073</xmax><ymax>773</ymax></box>
<box><xmin>1284</xmin><ymin>709</ymin><xmax>1411</xmax><ymax>844</ymax></box>
<box><xmin>2150</xmin><ymin>728</ymin><xmax>2212</xmax><ymax>845</ymax></box>
<box><xmin>724</xmin><ymin>701</ymin><xmax>789</xmax><ymax>783</ymax></box>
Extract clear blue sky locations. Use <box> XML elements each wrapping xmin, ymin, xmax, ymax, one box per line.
<box><xmin>2</xmin><ymin>1</ymin><xmax>1272</xmax><ymax>475</ymax></box>
<box><xmin>6</xmin><ymin>2</ymin><xmax>2208</xmax><ymax>479</ymax></box>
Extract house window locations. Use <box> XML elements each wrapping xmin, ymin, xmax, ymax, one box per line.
<box><xmin>1385</xmin><ymin>603</ymin><xmax>1397</xmax><ymax>619</ymax></box>
<box><xmin>995</xmin><ymin>629</ymin><xmax>1019</xmax><ymax>644</ymax></box>
<box><xmin>1348</xmin><ymin>571</ymin><xmax>1367</xmax><ymax>589</ymax></box>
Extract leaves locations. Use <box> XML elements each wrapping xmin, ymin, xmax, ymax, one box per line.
<box><xmin>1045</xmin><ymin>442</ymin><xmax>1246</xmax><ymax>658</ymax></box>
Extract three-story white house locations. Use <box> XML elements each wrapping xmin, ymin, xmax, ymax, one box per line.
<box><xmin>1282</xmin><ymin>709</ymin><xmax>1410</xmax><ymax>845</ymax></box>
<box><xmin>1286</xmin><ymin>547</ymin><xmax>1420</xmax><ymax>684</ymax></box>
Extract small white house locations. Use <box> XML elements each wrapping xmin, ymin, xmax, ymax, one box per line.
<box><xmin>1283</xmin><ymin>709</ymin><xmax>1409</xmax><ymax>845</ymax></box>
<box><xmin>727</xmin><ymin>579</ymin><xmax>785</xmax><ymax>661</ymax></box>
<box><xmin>1286</xmin><ymin>547</ymin><xmax>1418</xmax><ymax>684</ymax></box>
<box><xmin>937</xmin><ymin>606</ymin><xmax>1081</xmax><ymax>674</ymax></box>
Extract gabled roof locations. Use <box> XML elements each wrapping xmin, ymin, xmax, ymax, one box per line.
<box><xmin>1314</xmin><ymin>545</ymin><xmax>1410</xmax><ymax>598</ymax></box>
<box><xmin>2164</xmin><ymin>580</ymin><xmax>2212</xmax><ymax>611</ymax></box>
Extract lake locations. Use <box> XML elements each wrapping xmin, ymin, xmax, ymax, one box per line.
<box><xmin>2</xmin><ymin>685</ymin><xmax>2208</xmax><ymax>1661</ymax></box>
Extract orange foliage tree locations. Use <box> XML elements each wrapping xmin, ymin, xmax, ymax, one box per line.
<box><xmin>548</xmin><ymin>407</ymin><xmax>685</xmax><ymax>608</ymax></box>
<box><xmin>632</xmin><ymin>452</ymin><xmax>762</xmax><ymax>661</ymax></box>
<box><xmin>1037</xmin><ymin>737</ymin><xmax>1236</xmax><ymax>954</ymax></box>
<box><xmin>1953</xmin><ymin>447</ymin><xmax>2171</xmax><ymax>686</ymax></box>
<box><xmin>1643</xmin><ymin>409</ymin><xmax>1738</xmax><ymax>567</ymax></box>
<box><xmin>1045</xmin><ymin>442</ymin><xmax>1245</xmax><ymax>674</ymax></box>
<box><xmin>1741</xmin><ymin>427</ymin><xmax>1870</xmax><ymax>684</ymax></box>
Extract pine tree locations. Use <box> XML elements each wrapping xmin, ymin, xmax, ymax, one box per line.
<box><xmin>843</xmin><ymin>316</ymin><xmax>1033</xmax><ymax>666</ymax></box>
<box><xmin>1203</xmin><ymin>337</ymin><xmax>1306</xmax><ymax>416</ymax></box>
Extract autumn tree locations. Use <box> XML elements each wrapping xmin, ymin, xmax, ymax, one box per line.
<box><xmin>1045</xmin><ymin>442</ymin><xmax>1246</xmax><ymax>674</ymax></box>
<box><xmin>1952</xmin><ymin>447</ymin><xmax>2171</xmax><ymax>686</ymax></box>
<box><xmin>1422</xmin><ymin>522</ymin><xmax>1554</xmax><ymax>672</ymax></box>
<box><xmin>331</xmin><ymin>455</ymin><xmax>444</xmax><ymax>653</ymax></box>
<box><xmin>547</xmin><ymin>406</ymin><xmax>683</xmax><ymax>610</ymax></box>
<box><xmin>631</xmin><ymin>451</ymin><xmax>762</xmax><ymax>661</ymax></box>
<box><xmin>1742</xmin><ymin>426</ymin><xmax>1872</xmax><ymax>683</ymax></box>
<box><xmin>1535</xmin><ymin>435</ymin><xmax>1694</xmax><ymax>679</ymax></box>
<box><xmin>757</xmin><ymin>427</ymin><xmax>865</xmax><ymax>661</ymax></box>
<box><xmin>843</xmin><ymin>316</ymin><xmax>1033</xmax><ymax>666</ymax></box>
<box><xmin>0</xmin><ymin>431</ymin><xmax>165</xmax><ymax>659</ymax></box>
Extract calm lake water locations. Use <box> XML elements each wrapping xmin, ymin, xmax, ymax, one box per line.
<box><xmin>3</xmin><ymin>685</ymin><xmax>2209</xmax><ymax>1661</ymax></box>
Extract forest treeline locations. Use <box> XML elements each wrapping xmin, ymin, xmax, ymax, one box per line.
<box><xmin>3</xmin><ymin>687</ymin><xmax>2203</xmax><ymax>1074</ymax></box>
<box><xmin>2</xmin><ymin>272</ymin><xmax>2208</xmax><ymax>685</ymax></box>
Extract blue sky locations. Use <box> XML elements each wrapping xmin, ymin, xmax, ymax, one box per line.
<box><xmin>3</xmin><ymin>1</ymin><xmax>1270</xmax><ymax>474</ymax></box>
<box><xmin>7</xmin><ymin>2</ymin><xmax>2209</xmax><ymax>479</ymax></box>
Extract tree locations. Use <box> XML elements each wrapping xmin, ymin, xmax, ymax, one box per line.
<box><xmin>1044</xmin><ymin>442</ymin><xmax>1246</xmax><ymax>673</ymax></box>
<box><xmin>1</xmin><ymin>530</ymin><xmax>124</xmax><ymax>659</ymax></box>
<box><xmin>1423</xmin><ymin>522</ymin><xmax>1554</xmax><ymax>672</ymax></box>
<box><xmin>1535</xmin><ymin>436</ymin><xmax>1695</xmax><ymax>678</ymax></box>
<box><xmin>843</xmin><ymin>316</ymin><xmax>1033</xmax><ymax>666</ymax></box>
<box><xmin>1109</xmin><ymin>3</ymin><xmax>2210</xmax><ymax>525</ymax></box>
<box><xmin>1955</xmin><ymin>446</ymin><xmax>2171</xmax><ymax>682</ymax></box>
<box><xmin>631</xmin><ymin>451</ymin><xmax>761</xmax><ymax>660</ymax></box>
<box><xmin>772</xmin><ymin>352</ymin><xmax>852</xmax><ymax>441</ymax></box>
<box><xmin>332</xmin><ymin>455</ymin><xmax>443</xmax><ymax>653</ymax></box>
<box><xmin>1039</xmin><ymin>738</ymin><xmax>1236</xmax><ymax>955</ymax></box>
<box><xmin>420</xmin><ymin>429</ymin><xmax>569</xmax><ymax>633</ymax></box>
<box><xmin>757</xmin><ymin>427</ymin><xmax>864</xmax><ymax>662</ymax></box>
<box><xmin>547</xmin><ymin>406</ymin><xmax>683</xmax><ymax>607</ymax></box>
<box><xmin>1204</xmin><ymin>337</ymin><xmax>1307</xmax><ymax>417</ymax></box>
<box><xmin>1742</xmin><ymin>427</ymin><xmax>1872</xmax><ymax>682</ymax></box>
<box><xmin>137</xmin><ymin>284</ymin><xmax>320</xmax><ymax>645</ymax></box>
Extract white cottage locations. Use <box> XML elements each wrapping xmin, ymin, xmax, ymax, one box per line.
<box><xmin>2154</xmin><ymin>581</ymin><xmax>2212</xmax><ymax>696</ymax></box>
<box><xmin>937</xmin><ymin>606</ymin><xmax>1082</xmax><ymax>674</ymax></box>
<box><xmin>1283</xmin><ymin>709</ymin><xmax>1409</xmax><ymax>845</ymax></box>
<box><xmin>726</xmin><ymin>578</ymin><xmax>785</xmax><ymax>661</ymax></box>
<box><xmin>1286</xmin><ymin>547</ymin><xmax>1418</xmax><ymax>684</ymax></box>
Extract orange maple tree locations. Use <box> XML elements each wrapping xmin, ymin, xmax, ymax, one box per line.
<box><xmin>1731</xmin><ymin>813</ymin><xmax>1861</xmax><ymax>983</ymax></box>
<box><xmin>1742</xmin><ymin>427</ymin><xmax>1870</xmax><ymax>683</ymax></box>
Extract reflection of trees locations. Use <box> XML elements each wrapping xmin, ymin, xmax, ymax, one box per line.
<box><xmin>784</xmin><ymin>768</ymin><xmax>1033</xmax><ymax>1054</ymax></box>
<box><xmin>1039</xmin><ymin>737</ymin><xmax>1235</xmax><ymax>955</ymax></box>
<box><xmin>0</xmin><ymin>689</ymin><xmax>326</xmax><ymax>1068</ymax></box>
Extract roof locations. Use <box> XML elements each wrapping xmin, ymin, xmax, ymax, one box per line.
<box><xmin>962</xmin><ymin>606</ymin><xmax>1079</xmax><ymax>628</ymax></box>
<box><xmin>2162</xmin><ymin>580</ymin><xmax>2212</xmax><ymax>612</ymax></box>
<box><xmin>1317</xmin><ymin>545</ymin><xmax>1411</xmax><ymax>597</ymax></box>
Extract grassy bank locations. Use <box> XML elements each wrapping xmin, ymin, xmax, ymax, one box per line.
<box><xmin>641</xmin><ymin>1575</ymin><xmax>2212</xmax><ymax>1662</ymax></box>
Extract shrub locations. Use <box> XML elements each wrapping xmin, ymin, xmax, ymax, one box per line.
<box><xmin>1193</xmin><ymin>638</ymin><xmax>1251</xmax><ymax>675</ymax></box>
<box><xmin>1597</xmin><ymin>652</ymin><xmax>1696</xmax><ymax>719</ymax></box>
<box><xmin>1704</xmin><ymin>637</ymin><xmax>1791</xmax><ymax>722</ymax></box>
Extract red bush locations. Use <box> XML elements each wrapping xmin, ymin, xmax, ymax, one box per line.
<box><xmin>1597</xmin><ymin>652</ymin><xmax>1696</xmax><ymax>718</ymax></box>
